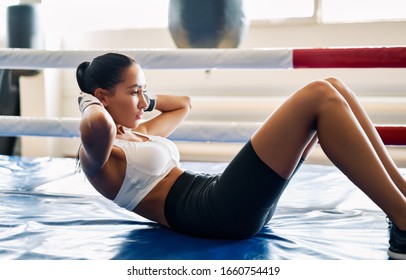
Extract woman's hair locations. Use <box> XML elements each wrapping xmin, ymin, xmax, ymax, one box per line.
<box><xmin>76</xmin><ymin>52</ymin><xmax>136</xmax><ymax>94</ymax></box>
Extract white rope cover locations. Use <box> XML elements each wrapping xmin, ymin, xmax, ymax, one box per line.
<box><xmin>0</xmin><ymin>116</ymin><xmax>259</xmax><ymax>142</ymax></box>
<box><xmin>0</xmin><ymin>49</ymin><xmax>293</xmax><ymax>70</ymax></box>
<box><xmin>0</xmin><ymin>116</ymin><xmax>80</xmax><ymax>138</ymax></box>
<box><xmin>1</xmin><ymin>117</ymin><xmax>405</xmax><ymax>145</ymax></box>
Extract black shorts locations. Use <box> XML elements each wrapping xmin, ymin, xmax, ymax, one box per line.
<box><xmin>164</xmin><ymin>140</ymin><xmax>303</xmax><ymax>239</ymax></box>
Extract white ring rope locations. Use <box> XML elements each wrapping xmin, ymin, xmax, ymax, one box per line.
<box><xmin>0</xmin><ymin>116</ymin><xmax>80</xmax><ymax>138</ymax></box>
<box><xmin>0</xmin><ymin>49</ymin><xmax>293</xmax><ymax>70</ymax></box>
<box><xmin>2</xmin><ymin>116</ymin><xmax>405</xmax><ymax>145</ymax></box>
<box><xmin>2</xmin><ymin>47</ymin><xmax>405</xmax><ymax>70</ymax></box>
<box><xmin>0</xmin><ymin>116</ymin><xmax>259</xmax><ymax>143</ymax></box>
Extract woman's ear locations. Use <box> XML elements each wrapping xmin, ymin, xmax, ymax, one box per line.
<box><xmin>94</xmin><ymin>88</ymin><xmax>108</xmax><ymax>107</ymax></box>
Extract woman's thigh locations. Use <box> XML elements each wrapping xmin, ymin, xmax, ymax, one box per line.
<box><xmin>251</xmin><ymin>80</ymin><xmax>335</xmax><ymax>179</ymax></box>
<box><xmin>210</xmin><ymin>140</ymin><xmax>289</xmax><ymax>238</ymax></box>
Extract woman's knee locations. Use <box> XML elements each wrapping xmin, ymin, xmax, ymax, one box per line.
<box><xmin>302</xmin><ymin>79</ymin><xmax>344</xmax><ymax>100</ymax></box>
<box><xmin>303</xmin><ymin>79</ymin><xmax>334</xmax><ymax>93</ymax></box>
<box><xmin>300</xmin><ymin>80</ymin><xmax>349</xmax><ymax>110</ymax></box>
<box><xmin>324</xmin><ymin>77</ymin><xmax>357</xmax><ymax>101</ymax></box>
<box><xmin>324</xmin><ymin>76</ymin><xmax>342</xmax><ymax>87</ymax></box>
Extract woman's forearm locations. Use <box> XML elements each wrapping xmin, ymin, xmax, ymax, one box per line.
<box><xmin>137</xmin><ymin>95</ymin><xmax>191</xmax><ymax>137</ymax></box>
<box><xmin>155</xmin><ymin>95</ymin><xmax>192</xmax><ymax>113</ymax></box>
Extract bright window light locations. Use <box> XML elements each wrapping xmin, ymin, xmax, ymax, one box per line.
<box><xmin>322</xmin><ymin>0</ymin><xmax>406</xmax><ymax>23</ymax></box>
<box><xmin>42</xmin><ymin>0</ymin><xmax>170</xmax><ymax>33</ymax></box>
<box><xmin>3</xmin><ymin>0</ymin><xmax>406</xmax><ymax>40</ymax></box>
<box><xmin>244</xmin><ymin>0</ymin><xmax>315</xmax><ymax>20</ymax></box>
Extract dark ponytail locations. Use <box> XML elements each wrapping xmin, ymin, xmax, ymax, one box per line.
<box><xmin>76</xmin><ymin>61</ymin><xmax>91</xmax><ymax>93</ymax></box>
<box><xmin>75</xmin><ymin>53</ymin><xmax>136</xmax><ymax>94</ymax></box>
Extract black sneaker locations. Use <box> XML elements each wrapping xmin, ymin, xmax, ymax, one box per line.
<box><xmin>386</xmin><ymin>216</ymin><xmax>393</xmax><ymax>235</ymax></box>
<box><xmin>388</xmin><ymin>223</ymin><xmax>406</xmax><ymax>260</ymax></box>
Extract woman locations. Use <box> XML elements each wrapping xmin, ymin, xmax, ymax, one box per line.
<box><xmin>76</xmin><ymin>52</ymin><xmax>406</xmax><ymax>259</ymax></box>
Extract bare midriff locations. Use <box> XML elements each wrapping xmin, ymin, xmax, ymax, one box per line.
<box><xmin>134</xmin><ymin>166</ymin><xmax>184</xmax><ymax>227</ymax></box>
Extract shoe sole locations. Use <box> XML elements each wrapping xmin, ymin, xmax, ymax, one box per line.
<box><xmin>387</xmin><ymin>249</ymin><xmax>406</xmax><ymax>260</ymax></box>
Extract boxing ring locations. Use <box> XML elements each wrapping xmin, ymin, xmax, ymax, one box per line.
<box><xmin>1</xmin><ymin>47</ymin><xmax>406</xmax><ymax>260</ymax></box>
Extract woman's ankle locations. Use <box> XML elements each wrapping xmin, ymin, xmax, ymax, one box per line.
<box><xmin>388</xmin><ymin>214</ymin><xmax>406</xmax><ymax>231</ymax></box>
<box><xmin>394</xmin><ymin>221</ymin><xmax>406</xmax><ymax>231</ymax></box>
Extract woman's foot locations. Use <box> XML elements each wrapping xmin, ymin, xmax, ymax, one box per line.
<box><xmin>388</xmin><ymin>223</ymin><xmax>406</xmax><ymax>260</ymax></box>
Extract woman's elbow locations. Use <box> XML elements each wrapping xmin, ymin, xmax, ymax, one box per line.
<box><xmin>182</xmin><ymin>96</ymin><xmax>192</xmax><ymax>116</ymax></box>
<box><xmin>182</xmin><ymin>95</ymin><xmax>192</xmax><ymax>110</ymax></box>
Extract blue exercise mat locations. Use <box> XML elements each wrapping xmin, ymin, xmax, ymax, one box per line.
<box><xmin>0</xmin><ymin>156</ymin><xmax>399</xmax><ymax>260</ymax></box>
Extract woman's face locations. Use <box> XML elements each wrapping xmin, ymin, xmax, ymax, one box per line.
<box><xmin>102</xmin><ymin>64</ymin><xmax>148</xmax><ymax>129</ymax></box>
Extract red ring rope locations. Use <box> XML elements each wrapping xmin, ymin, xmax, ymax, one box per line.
<box><xmin>376</xmin><ymin>125</ymin><xmax>406</xmax><ymax>146</ymax></box>
<box><xmin>293</xmin><ymin>47</ymin><xmax>406</xmax><ymax>68</ymax></box>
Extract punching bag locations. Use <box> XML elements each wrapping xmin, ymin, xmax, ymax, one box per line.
<box><xmin>0</xmin><ymin>4</ymin><xmax>42</xmax><ymax>155</ymax></box>
<box><xmin>6</xmin><ymin>4</ymin><xmax>42</xmax><ymax>75</ymax></box>
<box><xmin>168</xmin><ymin>0</ymin><xmax>248</xmax><ymax>48</ymax></box>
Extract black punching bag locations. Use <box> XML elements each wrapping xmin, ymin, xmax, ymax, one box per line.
<box><xmin>168</xmin><ymin>0</ymin><xmax>248</xmax><ymax>48</ymax></box>
<box><xmin>0</xmin><ymin>4</ymin><xmax>42</xmax><ymax>155</ymax></box>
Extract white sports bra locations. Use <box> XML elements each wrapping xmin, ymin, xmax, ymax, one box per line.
<box><xmin>112</xmin><ymin>130</ymin><xmax>180</xmax><ymax>211</ymax></box>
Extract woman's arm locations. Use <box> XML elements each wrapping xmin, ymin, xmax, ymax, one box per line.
<box><xmin>79</xmin><ymin>104</ymin><xmax>116</xmax><ymax>175</ymax></box>
<box><xmin>136</xmin><ymin>94</ymin><xmax>191</xmax><ymax>137</ymax></box>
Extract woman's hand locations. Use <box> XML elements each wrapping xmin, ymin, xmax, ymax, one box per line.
<box><xmin>78</xmin><ymin>92</ymin><xmax>103</xmax><ymax>114</ymax></box>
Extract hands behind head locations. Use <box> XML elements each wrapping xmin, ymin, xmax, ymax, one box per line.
<box><xmin>78</xmin><ymin>92</ymin><xmax>103</xmax><ymax>115</ymax></box>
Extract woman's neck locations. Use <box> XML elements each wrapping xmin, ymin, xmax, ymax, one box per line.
<box><xmin>116</xmin><ymin>125</ymin><xmax>126</xmax><ymax>135</ymax></box>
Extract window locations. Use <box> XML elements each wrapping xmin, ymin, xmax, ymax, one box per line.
<box><xmin>41</xmin><ymin>0</ymin><xmax>170</xmax><ymax>33</ymax></box>
<box><xmin>244</xmin><ymin>0</ymin><xmax>315</xmax><ymax>21</ymax></box>
<box><xmin>322</xmin><ymin>0</ymin><xmax>406</xmax><ymax>23</ymax></box>
<box><xmin>245</xmin><ymin>0</ymin><xmax>406</xmax><ymax>24</ymax></box>
<box><xmin>2</xmin><ymin>0</ymin><xmax>405</xmax><ymax>39</ymax></box>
